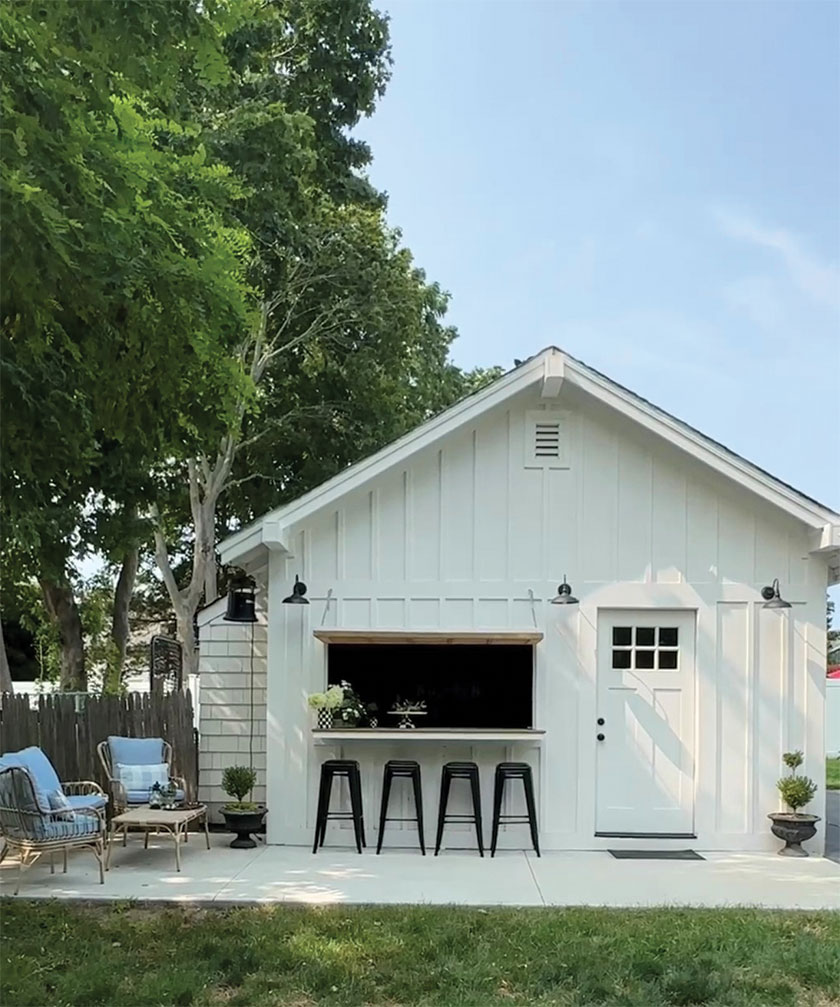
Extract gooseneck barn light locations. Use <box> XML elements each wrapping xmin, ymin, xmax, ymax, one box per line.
<box><xmin>761</xmin><ymin>578</ymin><xmax>792</xmax><ymax>610</ymax></box>
<box><xmin>282</xmin><ymin>574</ymin><xmax>309</xmax><ymax>605</ymax></box>
<box><xmin>551</xmin><ymin>576</ymin><xmax>579</xmax><ymax>606</ymax></box>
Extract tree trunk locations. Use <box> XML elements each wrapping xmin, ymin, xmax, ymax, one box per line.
<box><xmin>40</xmin><ymin>578</ymin><xmax>86</xmax><ymax>691</ymax></box>
<box><xmin>153</xmin><ymin>454</ymin><xmax>232</xmax><ymax>683</ymax></box>
<box><xmin>0</xmin><ymin>619</ymin><xmax>13</xmax><ymax>694</ymax></box>
<box><xmin>203</xmin><ymin>551</ymin><xmax>217</xmax><ymax>606</ymax></box>
<box><xmin>177</xmin><ymin>613</ymin><xmax>200</xmax><ymax>678</ymax></box>
<box><xmin>105</xmin><ymin>548</ymin><xmax>139</xmax><ymax>694</ymax></box>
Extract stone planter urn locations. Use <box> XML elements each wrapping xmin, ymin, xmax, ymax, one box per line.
<box><xmin>221</xmin><ymin>806</ymin><xmax>267</xmax><ymax>849</ymax></box>
<box><xmin>767</xmin><ymin>812</ymin><xmax>820</xmax><ymax>857</ymax></box>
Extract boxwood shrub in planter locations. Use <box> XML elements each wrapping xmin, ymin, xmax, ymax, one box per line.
<box><xmin>220</xmin><ymin>766</ymin><xmax>266</xmax><ymax>849</ymax></box>
<box><xmin>768</xmin><ymin>751</ymin><xmax>819</xmax><ymax>856</ymax></box>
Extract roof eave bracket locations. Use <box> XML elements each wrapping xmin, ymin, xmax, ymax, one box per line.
<box><xmin>540</xmin><ymin>354</ymin><xmax>565</xmax><ymax>398</ymax></box>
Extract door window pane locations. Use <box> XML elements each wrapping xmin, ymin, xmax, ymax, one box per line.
<box><xmin>610</xmin><ymin>623</ymin><xmax>682</xmax><ymax>672</ymax></box>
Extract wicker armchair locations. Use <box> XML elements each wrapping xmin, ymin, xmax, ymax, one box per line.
<box><xmin>0</xmin><ymin>766</ymin><xmax>105</xmax><ymax>894</ymax></box>
<box><xmin>97</xmin><ymin>736</ymin><xmax>187</xmax><ymax>814</ymax></box>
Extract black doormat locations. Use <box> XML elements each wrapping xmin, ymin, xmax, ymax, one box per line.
<box><xmin>608</xmin><ymin>849</ymin><xmax>704</xmax><ymax>860</ymax></box>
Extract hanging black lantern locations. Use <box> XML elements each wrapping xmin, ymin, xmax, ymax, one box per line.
<box><xmin>761</xmin><ymin>579</ymin><xmax>792</xmax><ymax>610</ymax></box>
<box><xmin>282</xmin><ymin>574</ymin><xmax>309</xmax><ymax>605</ymax></box>
<box><xmin>225</xmin><ymin>578</ymin><xmax>257</xmax><ymax>622</ymax></box>
<box><xmin>551</xmin><ymin>575</ymin><xmax>579</xmax><ymax>606</ymax></box>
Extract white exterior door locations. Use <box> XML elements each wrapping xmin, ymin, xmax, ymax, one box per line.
<box><xmin>595</xmin><ymin>610</ymin><xmax>696</xmax><ymax>836</ymax></box>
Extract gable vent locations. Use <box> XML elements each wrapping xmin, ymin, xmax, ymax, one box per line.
<box><xmin>525</xmin><ymin>410</ymin><xmax>570</xmax><ymax>469</ymax></box>
<box><xmin>534</xmin><ymin>421</ymin><xmax>561</xmax><ymax>458</ymax></box>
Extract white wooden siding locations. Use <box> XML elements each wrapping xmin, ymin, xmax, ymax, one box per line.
<box><xmin>285</xmin><ymin>394</ymin><xmax>820</xmax><ymax>595</ymax></box>
<box><xmin>202</xmin><ymin>387</ymin><xmax>828</xmax><ymax>849</ymax></box>
<box><xmin>197</xmin><ymin>598</ymin><xmax>267</xmax><ymax>821</ymax></box>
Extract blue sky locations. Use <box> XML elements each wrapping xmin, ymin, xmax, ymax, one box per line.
<box><xmin>357</xmin><ymin>0</ymin><xmax>840</xmax><ymax>508</ymax></box>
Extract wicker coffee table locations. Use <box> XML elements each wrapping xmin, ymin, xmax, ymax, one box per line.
<box><xmin>105</xmin><ymin>804</ymin><xmax>210</xmax><ymax>872</ymax></box>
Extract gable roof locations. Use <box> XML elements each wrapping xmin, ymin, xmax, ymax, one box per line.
<box><xmin>219</xmin><ymin>347</ymin><xmax>839</xmax><ymax>569</ymax></box>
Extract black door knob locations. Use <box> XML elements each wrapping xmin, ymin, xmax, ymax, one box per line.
<box><xmin>596</xmin><ymin>717</ymin><xmax>605</xmax><ymax>726</ymax></box>
<box><xmin>596</xmin><ymin>733</ymin><xmax>605</xmax><ymax>741</ymax></box>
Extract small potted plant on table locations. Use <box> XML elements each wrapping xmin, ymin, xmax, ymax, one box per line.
<box><xmin>768</xmin><ymin>750</ymin><xmax>820</xmax><ymax>856</ymax></box>
<box><xmin>308</xmin><ymin>684</ymin><xmax>345</xmax><ymax>729</ymax></box>
<box><xmin>220</xmin><ymin>766</ymin><xmax>267</xmax><ymax>849</ymax></box>
<box><xmin>335</xmin><ymin>680</ymin><xmax>367</xmax><ymax>727</ymax></box>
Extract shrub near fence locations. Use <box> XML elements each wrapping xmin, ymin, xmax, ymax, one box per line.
<box><xmin>0</xmin><ymin>689</ymin><xmax>198</xmax><ymax>801</ymax></box>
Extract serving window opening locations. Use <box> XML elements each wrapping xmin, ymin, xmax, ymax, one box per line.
<box><xmin>326</xmin><ymin>643</ymin><xmax>534</xmax><ymax>729</ymax></box>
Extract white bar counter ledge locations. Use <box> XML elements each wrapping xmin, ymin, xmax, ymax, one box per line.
<box><xmin>312</xmin><ymin>728</ymin><xmax>545</xmax><ymax>743</ymax></box>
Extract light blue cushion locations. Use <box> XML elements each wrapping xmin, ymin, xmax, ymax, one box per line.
<box><xmin>37</xmin><ymin>813</ymin><xmax>101</xmax><ymax>841</ymax></box>
<box><xmin>0</xmin><ymin>754</ymin><xmax>26</xmax><ymax>798</ymax></box>
<box><xmin>2</xmin><ymin>747</ymin><xmax>61</xmax><ymax>813</ymax></box>
<box><xmin>0</xmin><ymin>764</ymin><xmax>40</xmax><ymax>815</ymax></box>
<box><xmin>125</xmin><ymin>788</ymin><xmax>185</xmax><ymax>805</ymax></box>
<box><xmin>107</xmin><ymin>736</ymin><xmax>165</xmax><ymax>767</ymax></box>
<box><xmin>0</xmin><ymin>752</ymin><xmax>24</xmax><ymax>773</ymax></box>
<box><xmin>66</xmin><ymin>793</ymin><xmax>107</xmax><ymax>812</ymax></box>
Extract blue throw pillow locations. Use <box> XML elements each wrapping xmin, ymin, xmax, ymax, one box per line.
<box><xmin>116</xmin><ymin>763</ymin><xmax>169</xmax><ymax>792</ymax></box>
<box><xmin>47</xmin><ymin>788</ymin><xmax>75</xmax><ymax>821</ymax></box>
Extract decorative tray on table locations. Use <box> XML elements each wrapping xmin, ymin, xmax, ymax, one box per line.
<box><xmin>388</xmin><ymin>702</ymin><xmax>428</xmax><ymax>729</ymax></box>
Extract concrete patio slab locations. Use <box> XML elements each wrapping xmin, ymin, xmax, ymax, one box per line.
<box><xmin>1</xmin><ymin>835</ymin><xmax>837</xmax><ymax>909</ymax></box>
<box><xmin>528</xmin><ymin>850</ymin><xmax>839</xmax><ymax>910</ymax></box>
<box><xmin>214</xmin><ymin>845</ymin><xmax>544</xmax><ymax>905</ymax></box>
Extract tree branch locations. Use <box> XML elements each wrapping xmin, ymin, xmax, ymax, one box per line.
<box><xmin>151</xmin><ymin>504</ymin><xmax>187</xmax><ymax>618</ymax></box>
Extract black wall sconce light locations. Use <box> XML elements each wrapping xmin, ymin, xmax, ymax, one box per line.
<box><xmin>551</xmin><ymin>575</ymin><xmax>579</xmax><ymax>606</ymax></box>
<box><xmin>224</xmin><ymin>577</ymin><xmax>257</xmax><ymax>623</ymax></box>
<box><xmin>761</xmin><ymin>578</ymin><xmax>792</xmax><ymax>610</ymax></box>
<box><xmin>282</xmin><ymin>574</ymin><xmax>309</xmax><ymax>605</ymax></box>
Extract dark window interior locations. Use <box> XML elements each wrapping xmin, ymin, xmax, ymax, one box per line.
<box><xmin>327</xmin><ymin>644</ymin><xmax>534</xmax><ymax>728</ymax></box>
<box><xmin>611</xmin><ymin>625</ymin><xmax>679</xmax><ymax>671</ymax></box>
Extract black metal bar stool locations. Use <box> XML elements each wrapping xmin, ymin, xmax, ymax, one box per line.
<box><xmin>312</xmin><ymin>759</ymin><xmax>366</xmax><ymax>854</ymax></box>
<box><xmin>434</xmin><ymin>761</ymin><xmax>484</xmax><ymax>856</ymax></box>
<box><xmin>490</xmin><ymin>762</ymin><xmax>540</xmax><ymax>856</ymax></box>
<box><xmin>376</xmin><ymin>760</ymin><xmax>425</xmax><ymax>854</ymax></box>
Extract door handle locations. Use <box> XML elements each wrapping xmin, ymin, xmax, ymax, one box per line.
<box><xmin>596</xmin><ymin>733</ymin><xmax>605</xmax><ymax>742</ymax></box>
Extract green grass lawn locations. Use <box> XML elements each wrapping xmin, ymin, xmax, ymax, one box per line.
<box><xmin>827</xmin><ymin>756</ymin><xmax>840</xmax><ymax>790</ymax></box>
<box><xmin>2</xmin><ymin>902</ymin><xmax>839</xmax><ymax>1007</ymax></box>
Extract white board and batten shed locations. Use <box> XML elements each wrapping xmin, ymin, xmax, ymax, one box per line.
<box><xmin>198</xmin><ymin>348</ymin><xmax>839</xmax><ymax>853</ymax></box>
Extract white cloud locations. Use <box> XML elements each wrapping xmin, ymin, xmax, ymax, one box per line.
<box><xmin>713</xmin><ymin>207</ymin><xmax>840</xmax><ymax>312</ymax></box>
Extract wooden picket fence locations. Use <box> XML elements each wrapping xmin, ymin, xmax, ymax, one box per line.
<box><xmin>0</xmin><ymin>689</ymin><xmax>198</xmax><ymax>800</ymax></box>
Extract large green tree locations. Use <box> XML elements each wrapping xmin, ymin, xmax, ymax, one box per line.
<box><xmin>0</xmin><ymin>0</ymin><xmax>253</xmax><ymax>688</ymax></box>
<box><xmin>148</xmin><ymin>1</ymin><xmax>501</xmax><ymax>675</ymax></box>
<box><xmin>2</xmin><ymin>0</ymin><xmax>498</xmax><ymax>687</ymax></box>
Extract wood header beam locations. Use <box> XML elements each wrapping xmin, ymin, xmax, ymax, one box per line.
<box><xmin>313</xmin><ymin>630</ymin><xmax>543</xmax><ymax>646</ymax></box>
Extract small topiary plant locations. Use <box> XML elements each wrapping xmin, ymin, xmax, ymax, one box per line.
<box><xmin>776</xmin><ymin>750</ymin><xmax>817</xmax><ymax>814</ymax></box>
<box><xmin>222</xmin><ymin>765</ymin><xmax>258</xmax><ymax>811</ymax></box>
